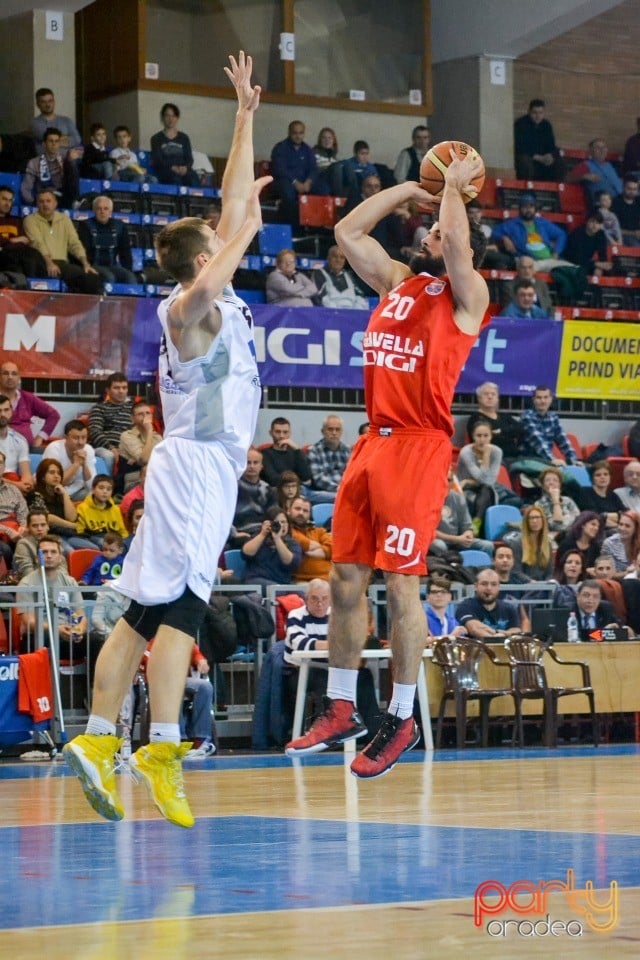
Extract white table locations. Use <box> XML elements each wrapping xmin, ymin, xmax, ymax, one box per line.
<box><xmin>288</xmin><ymin>647</ymin><xmax>434</xmax><ymax>751</ymax></box>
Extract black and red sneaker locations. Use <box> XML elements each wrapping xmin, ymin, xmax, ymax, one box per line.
<box><xmin>285</xmin><ymin>697</ymin><xmax>367</xmax><ymax>756</ymax></box>
<box><xmin>350</xmin><ymin>713</ymin><xmax>420</xmax><ymax>779</ymax></box>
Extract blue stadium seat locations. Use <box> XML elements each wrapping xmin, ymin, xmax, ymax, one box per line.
<box><xmin>224</xmin><ymin>549</ymin><xmax>247</xmax><ymax>580</ymax></box>
<box><xmin>29</xmin><ymin>453</ymin><xmax>42</xmax><ymax>473</ymax></box>
<box><xmin>483</xmin><ymin>504</ymin><xmax>523</xmax><ymax>541</ymax></box>
<box><xmin>95</xmin><ymin>456</ymin><xmax>111</xmax><ymax>476</ymax></box>
<box><xmin>0</xmin><ymin>172</ymin><xmax>21</xmax><ymax>195</ymax></box>
<box><xmin>235</xmin><ymin>289</ymin><xmax>266</xmax><ymax>304</ymax></box>
<box><xmin>311</xmin><ymin>502</ymin><xmax>334</xmax><ymax>527</ymax></box>
<box><xmin>459</xmin><ymin>549</ymin><xmax>492</xmax><ymax>568</ymax></box>
<box><xmin>258</xmin><ymin>223</ymin><xmax>293</xmax><ymax>256</ymax></box>
<box><xmin>562</xmin><ymin>464</ymin><xmax>591</xmax><ymax>487</ymax></box>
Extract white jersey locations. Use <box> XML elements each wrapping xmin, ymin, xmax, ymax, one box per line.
<box><xmin>157</xmin><ymin>283</ymin><xmax>261</xmax><ymax>477</ymax></box>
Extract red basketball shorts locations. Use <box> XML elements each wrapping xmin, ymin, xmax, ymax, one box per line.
<box><xmin>332</xmin><ymin>428</ymin><xmax>452</xmax><ymax>575</ymax></box>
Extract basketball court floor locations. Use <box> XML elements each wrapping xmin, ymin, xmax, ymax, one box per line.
<box><xmin>1</xmin><ymin>743</ymin><xmax>638</xmax><ymax>959</ymax></box>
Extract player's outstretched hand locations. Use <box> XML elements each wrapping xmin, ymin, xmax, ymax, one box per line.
<box><xmin>445</xmin><ymin>149</ymin><xmax>484</xmax><ymax>197</ymax></box>
<box><xmin>245</xmin><ymin>175</ymin><xmax>273</xmax><ymax>226</ymax></box>
<box><xmin>224</xmin><ymin>51</ymin><xmax>261</xmax><ymax>113</ymax></box>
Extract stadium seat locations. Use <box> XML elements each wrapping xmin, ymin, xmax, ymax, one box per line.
<box><xmin>95</xmin><ymin>456</ymin><xmax>111</xmax><ymax>476</ymax></box>
<box><xmin>224</xmin><ymin>549</ymin><xmax>247</xmax><ymax>580</ymax></box>
<box><xmin>563</xmin><ymin>464</ymin><xmax>591</xmax><ymax>487</ymax></box>
<box><xmin>29</xmin><ymin>453</ymin><xmax>42</xmax><ymax>473</ymax></box>
<box><xmin>311</xmin><ymin>502</ymin><xmax>334</xmax><ymax>527</ymax></box>
<box><xmin>67</xmin><ymin>549</ymin><xmax>101</xmax><ymax>580</ymax></box>
<box><xmin>483</xmin><ymin>504</ymin><xmax>522</xmax><ymax>541</ymax></box>
<box><xmin>459</xmin><ymin>549</ymin><xmax>492</xmax><ymax>568</ymax></box>
<box><xmin>258</xmin><ymin>223</ymin><xmax>293</xmax><ymax>256</ymax></box>
<box><xmin>607</xmin><ymin>457</ymin><xmax>634</xmax><ymax>490</ymax></box>
<box><xmin>298</xmin><ymin>195</ymin><xmax>346</xmax><ymax>228</ymax></box>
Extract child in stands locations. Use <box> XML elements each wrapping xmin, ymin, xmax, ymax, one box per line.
<box><xmin>75</xmin><ymin>474</ymin><xmax>128</xmax><ymax>547</ymax></box>
<box><xmin>80</xmin><ymin>531</ymin><xmax>126</xmax><ymax>585</ymax></box>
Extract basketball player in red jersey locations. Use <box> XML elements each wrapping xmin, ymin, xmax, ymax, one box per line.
<box><xmin>285</xmin><ymin>151</ymin><xmax>489</xmax><ymax>777</ymax></box>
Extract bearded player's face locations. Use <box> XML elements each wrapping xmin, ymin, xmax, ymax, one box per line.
<box><xmin>410</xmin><ymin>223</ymin><xmax>445</xmax><ymax>276</ymax></box>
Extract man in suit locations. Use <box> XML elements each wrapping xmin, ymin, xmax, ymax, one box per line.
<box><xmin>572</xmin><ymin>580</ymin><xmax>631</xmax><ymax>640</ymax></box>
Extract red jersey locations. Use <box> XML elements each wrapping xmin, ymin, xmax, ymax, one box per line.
<box><xmin>363</xmin><ymin>272</ymin><xmax>491</xmax><ymax>435</ymax></box>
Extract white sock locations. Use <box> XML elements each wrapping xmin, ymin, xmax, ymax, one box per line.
<box><xmin>327</xmin><ymin>667</ymin><xmax>358</xmax><ymax>704</ymax></box>
<box><xmin>86</xmin><ymin>714</ymin><xmax>116</xmax><ymax>736</ymax></box>
<box><xmin>149</xmin><ymin>723</ymin><xmax>181</xmax><ymax>745</ymax></box>
<box><xmin>388</xmin><ymin>683</ymin><xmax>416</xmax><ymax>721</ymax></box>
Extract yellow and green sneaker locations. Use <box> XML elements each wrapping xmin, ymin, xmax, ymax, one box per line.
<box><xmin>130</xmin><ymin>741</ymin><xmax>194</xmax><ymax>828</ymax></box>
<box><xmin>63</xmin><ymin>734</ymin><xmax>124</xmax><ymax>822</ymax></box>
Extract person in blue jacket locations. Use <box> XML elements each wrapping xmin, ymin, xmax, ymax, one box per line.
<box><xmin>491</xmin><ymin>193</ymin><xmax>573</xmax><ymax>270</ymax></box>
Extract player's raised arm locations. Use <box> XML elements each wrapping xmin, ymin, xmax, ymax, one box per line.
<box><xmin>439</xmin><ymin>152</ymin><xmax>489</xmax><ymax>332</ymax></box>
<box><xmin>335</xmin><ymin>182</ymin><xmax>432</xmax><ymax>296</ymax></box>
<box><xmin>216</xmin><ymin>51</ymin><xmax>261</xmax><ymax>242</ymax></box>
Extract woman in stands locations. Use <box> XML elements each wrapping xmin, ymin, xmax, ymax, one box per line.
<box><xmin>575</xmin><ymin>460</ymin><xmax>624</xmax><ymax>532</ymax></box>
<box><xmin>312</xmin><ymin>127</ymin><xmax>348</xmax><ymax>196</ymax></box>
<box><xmin>557</xmin><ymin>510</ymin><xmax>605</xmax><ymax>574</ymax></box>
<box><xmin>150</xmin><ymin>103</ymin><xmax>199</xmax><ymax>187</ymax></box>
<box><xmin>456</xmin><ymin>419</ymin><xmax>503</xmax><ymax>531</ymax></box>
<box><xmin>601</xmin><ymin>511</ymin><xmax>640</xmax><ymax>576</ymax></box>
<box><xmin>534</xmin><ymin>467</ymin><xmax>580</xmax><ymax>545</ymax></box>
<box><xmin>519</xmin><ymin>505</ymin><xmax>554</xmax><ymax>581</ymax></box>
<box><xmin>241</xmin><ymin>506</ymin><xmax>302</xmax><ymax>586</ymax></box>
<box><xmin>551</xmin><ymin>549</ymin><xmax>586</xmax><ymax>607</ymax></box>
<box><xmin>28</xmin><ymin>458</ymin><xmax>77</xmax><ymax>544</ymax></box>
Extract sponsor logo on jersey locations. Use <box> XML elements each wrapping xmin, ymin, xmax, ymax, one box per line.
<box><xmin>362</xmin><ymin>330</ymin><xmax>424</xmax><ymax>373</ymax></box>
<box><xmin>424</xmin><ymin>279</ymin><xmax>446</xmax><ymax>296</ymax></box>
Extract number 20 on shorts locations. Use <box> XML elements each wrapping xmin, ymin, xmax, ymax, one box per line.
<box><xmin>384</xmin><ymin>525</ymin><xmax>416</xmax><ymax>556</ymax></box>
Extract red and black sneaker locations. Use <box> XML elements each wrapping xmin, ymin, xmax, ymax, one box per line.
<box><xmin>350</xmin><ymin>712</ymin><xmax>420</xmax><ymax>779</ymax></box>
<box><xmin>285</xmin><ymin>697</ymin><xmax>367</xmax><ymax>756</ymax></box>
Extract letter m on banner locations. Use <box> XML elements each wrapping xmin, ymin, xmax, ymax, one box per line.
<box><xmin>4</xmin><ymin>313</ymin><xmax>56</xmax><ymax>352</ymax></box>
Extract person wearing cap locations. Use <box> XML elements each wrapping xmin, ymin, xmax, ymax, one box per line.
<box><xmin>490</xmin><ymin>192</ymin><xmax>576</xmax><ymax>272</ymax></box>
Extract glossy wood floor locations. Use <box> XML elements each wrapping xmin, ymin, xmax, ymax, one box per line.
<box><xmin>1</xmin><ymin>743</ymin><xmax>639</xmax><ymax>960</ymax></box>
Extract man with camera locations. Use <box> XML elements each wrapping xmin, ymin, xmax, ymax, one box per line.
<box><xmin>288</xmin><ymin>495</ymin><xmax>332</xmax><ymax>583</ymax></box>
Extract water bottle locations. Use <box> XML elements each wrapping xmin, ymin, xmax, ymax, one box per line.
<box><xmin>567</xmin><ymin>611</ymin><xmax>579</xmax><ymax>643</ymax></box>
<box><xmin>69</xmin><ymin>611</ymin><xmax>83</xmax><ymax>644</ymax></box>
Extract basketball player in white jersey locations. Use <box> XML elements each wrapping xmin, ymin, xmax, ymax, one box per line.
<box><xmin>64</xmin><ymin>52</ymin><xmax>271</xmax><ymax>828</ymax></box>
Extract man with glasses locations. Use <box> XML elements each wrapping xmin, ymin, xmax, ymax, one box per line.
<box><xmin>423</xmin><ymin>577</ymin><xmax>465</xmax><ymax>639</ymax></box>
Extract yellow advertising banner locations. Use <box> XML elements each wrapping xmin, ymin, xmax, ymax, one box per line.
<box><xmin>556</xmin><ymin>320</ymin><xmax>640</xmax><ymax>399</ymax></box>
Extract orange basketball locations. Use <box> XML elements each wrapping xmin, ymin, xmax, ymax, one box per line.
<box><xmin>419</xmin><ymin>140</ymin><xmax>485</xmax><ymax>203</ymax></box>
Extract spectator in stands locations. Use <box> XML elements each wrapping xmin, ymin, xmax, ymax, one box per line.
<box><xmin>46</xmin><ymin>419</ymin><xmax>97</xmax><ymax>502</ymax></box>
<box><xmin>32</xmin><ymin>88</ymin><xmax>81</xmax><ymax>152</ymax></box>
<box><xmin>602</xmin><ymin>511</ymin><xmax>640</xmax><ymax>575</ymax></box>
<box><xmin>28</xmin><ymin>457</ymin><xmax>78</xmax><ymax>543</ymax></box>
<box><xmin>0</xmin><ymin>185</ymin><xmax>48</xmax><ymax>278</ymax></box>
<box><xmin>594</xmin><ymin>190</ymin><xmax>623</xmax><ymax>245</ymax></box>
<box><xmin>77</xmin><ymin>195</ymin><xmax>137</xmax><ymax>286</ymax></box>
<box><xmin>456</xmin><ymin>419</ymin><xmax>504</xmax><ymax>526</ymax></box>
<box><xmin>493</xmin><ymin>541</ymin><xmax>529</xmax><ymax>584</ymax></box>
<box><xmin>501</xmin><ymin>255</ymin><xmax>554</xmax><ymax>315</ymax></box>
<box><xmin>23</xmin><ymin>190</ymin><xmax>102</xmax><ymax>294</ymax></box>
<box><xmin>312</xmin><ymin>245</ymin><xmax>369</xmax><ymax>309</ymax></box>
<box><xmin>12</xmin><ymin>509</ymin><xmax>51</xmax><ymax>580</ymax></box>
<box><xmin>205</xmin><ymin>201</ymin><xmax>222</xmax><ymax>231</ymax></box>
<box><xmin>288</xmin><ymin>495</ymin><xmax>331</xmax><ymax>583</ymax></box>
<box><xmin>614</xmin><ymin>460</ymin><xmax>640</xmax><ymax>513</ymax></box>
<box><xmin>0</xmin><ymin>394</ymin><xmax>33</xmax><ymax>494</ymax></box>
<box><xmin>270</xmin><ymin>120</ymin><xmax>317</xmax><ymax>226</ymax></box>
<box><xmin>0</xmin><ymin>450</ymin><xmax>28</xmax><ymax>566</ymax></box>
<box><xmin>564</xmin><ymin>211</ymin><xmax>613</xmax><ymax>278</ymax></box>
<box><xmin>576</xmin><ymin>460</ymin><xmax>624</xmax><ymax>531</ymax></box>
<box><xmin>342</xmin><ymin>140</ymin><xmax>378</xmax><ymax>198</ymax></box>
<box><xmin>551</xmin><ymin>549</ymin><xmax>586</xmax><ymax>607</ymax></box>
<box><xmin>117</xmin><ymin>400</ymin><xmax>161</xmax><ymax>492</ymax></box>
<box><xmin>423</xmin><ymin>576</ymin><xmax>464</xmax><ymax>638</ymax></box>
<box><xmin>594</xmin><ymin>554</ymin><xmax>617</xmax><ymax>579</ymax></box>
<box><xmin>466</xmin><ymin>382</ymin><xmax>524</xmax><ymax>463</ymax></box>
<box><xmin>88</xmin><ymin>372</ymin><xmax>134</xmax><ymax>475</ymax></box>
<box><xmin>623</xmin><ymin>549</ymin><xmax>640</xmax><ymax>579</ymax></box>
<box><xmin>282</xmin><ymin>578</ymin><xmax>380</xmax><ymax>736</ymax></box>
<box><xmin>110</xmin><ymin>125</ymin><xmax>148</xmax><ymax>183</ymax></box>
<box><xmin>17</xmin><ymin>534</ymin><xmax>86</xmax><ymax>643</ymax></box>
<box><xmin>466</xmin><ymin>199</ymin><xmax>513</xmax><ymax>270</ymax></box>
<box><xmin>80</xmin><ymin>123</ymin><xmax>116</xmax><ymax>180</ymax></box>
<box><xmin>499</xmin><ymin>278</ymin><xmax>551</xmax><ymax>318</ymax></box>
<box><xmin>344</xmin><ymin>174</ymin><xmax>404</xmax><ymax>260</ymax></box>
<box><xmin>513</xmin><ymin>98</ymin><xmax>564</xmax><ymax>182</ymax></box>
<box><xmin>150</xmin><ymin>102</ymin><xmax>199</xmax><ymax>187</ymax></box>
<box><xmin>241</xmin><ymin>506</ymin><xmax>302</xmax><ymax>586</ymax></box>
<box><xmin>571</xmin><ymin>579</ymin><xmax>628</xmax><ymax>640</ymax></box>
<box><xmin>520</xmin><ymin>385</ymin><xmax>580</xmax><ymax>465</ymax></box>
<box><xmin>567</xmin><ymin>138</ymin><xmax>622</xmax><ymax>206</ymax></box>
<box><xmin>519</xmin><ymin>504</ymin><xmax>554</xmax><ymax>581</ymax></box>
<box><xmin>490</xmin><ymin>193</ymin><xmax>574</xmax><ymax>272</ymax></box>
<box><xmin>75</xmin><ymin>473</ymin><xmax>128</xmax><ymax>547</ymax></box>
<box><xmin>557</xmin><ymin>511</ymin><xmax>605</xmax><ymax>573</ymax></box>
<box><xmin>312</xmin><ymin>127</ymin><xmax>347</xmax><ymax>197</ymax></box>
<box><xmin>456</xmin><ymin>568</ymin><xmax>522</xmax><ymax>638</ymax></box>
<box><xmin>79</xmin><ymin>531</ymin><xmax>125</xmax><ymax>586</ymax></box>
<box><xmin>275</xmin><ymin>471</ymin><xmax>302</xmax><ymax>514</ymax></box>
<box><xmin>233</xmin><ymin>447</ymin><xmax>277</xmax><ymax>536</ymax></box>
<box><xmin>612</xmin><ymin>175</ymin><xmax>640</xmax><ymax>247</ymax></box>
<box><xmin>429</xmin><ymin>467</ymin><xmax>494</xmax><ymax>558</ymax></box>
<box><xmin>622</xmin><ymin>117</ymin><xmax>640</xmax><ymax>177</ymax></box>
<box><xmin>265</xmin><ymin>248</ymin><xmax>318</xmax><ymax>306</ymax></box>
<box><xmin>396</xmin><ymin>199</ymin><xmax>428</xmax><ymax>261</ymax></box>
<box><xmin>535</xmin><ymin>466</ymin><xmax>580</xmax><ymax>543</ymax></box>
<box><xmin>261</xmin><ymin>417</ymin><xmax>312</xmax><ymax>487</ymax></box>
<box><xmin>21</xmin><ymin>128</ymin><xmax>81</xmax><ymax>208</ymax></box>
<box><xmin>394</xmin><ymin>125</ymin><xmax>430</xmax><ymax>183</ymax></box>
<box><xmin>308</xmin><ymin>415</ymin><xmax>351</xmax><ymax>503</ymax></box>
<box><xmin>122</xmin><ymin>499</ymin><xmax>144</xmax><ymax>553</ymax></box>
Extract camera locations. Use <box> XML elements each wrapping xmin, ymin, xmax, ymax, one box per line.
<box><xmin>271</xmin><ymin>520</ymin><xmax>281</xmax><ymax>534</ymax></box>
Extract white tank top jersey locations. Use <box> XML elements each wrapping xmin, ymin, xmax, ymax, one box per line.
<box><xmin>157</xmin><ymin>284</ymin><xmax>261</xmax><ymax>475</ymax></box>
